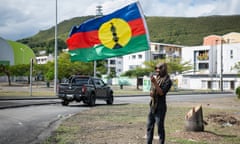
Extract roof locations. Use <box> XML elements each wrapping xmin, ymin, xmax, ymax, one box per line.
<box><xmin>0</xmin><ymin>37</ymin><xmax>35</xmax><ymax>65</ymax></box>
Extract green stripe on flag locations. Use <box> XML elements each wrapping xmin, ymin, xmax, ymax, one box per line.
<box><xmin>69</xmin><ymin>35</ymin><xmax>149</xmax><ymax>62</ymax></box>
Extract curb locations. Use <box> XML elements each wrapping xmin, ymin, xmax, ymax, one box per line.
<box><xmin>0</xmin><ymin>101</ymin><xmax>60</xmax><ymax>109</ymax></box>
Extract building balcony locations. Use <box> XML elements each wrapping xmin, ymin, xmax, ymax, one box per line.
<box><xmin>197</xmin><ymin>54</ymin><xmax>209</xmax><ymax>61</ymax></box>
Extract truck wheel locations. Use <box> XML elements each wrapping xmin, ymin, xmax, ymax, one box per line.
<box><xmin>61</xmin><ymin>100</ymin><xmax>69</xmax><ymax>106</ymax></box>
<box><xmin>88</xmin><ymin>93</ymin><xmax>96</xmax><ymax>106</ymax></box>
<box><xmin>106</xmin><ymin>93</ymin><xmax>113</xmax><ymax>105</ymax></box>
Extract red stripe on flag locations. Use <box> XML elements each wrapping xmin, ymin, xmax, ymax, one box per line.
<box><xmin>129</xmin><ymin>18</ymin><xmax>146</xmax><ymax>36</ymax></box>
<box><xmin>67</xmin><ymin>30</ymin><xmax>100</xmax><ymax>50</ymax></box>
<box><xmin>67</xmin><ymin>18</ymin><xmax>146</xmax><ymax>50</ymax></box>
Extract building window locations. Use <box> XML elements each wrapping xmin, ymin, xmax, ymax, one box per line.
<box><xmin>197</xmin><ymin>50</ymin><xmax>209</xmax><ymax>60</ymax></box>
<box><xmin>182</xmin><ymin>79</ymin><xmax>188</xmax><ymax>85</ymax></box>
<box><xmin>201</xmin><ymin>80</ymin><xmax>207</xmax><ymax>88</ymax></box>
<box><xmin>138</xmin><ymin>54</ymin><xmax>142</xmax><ymax>59</ymax></box>
<box><xmin>110</xmin><ymin>60</ymin><xmax>115</xmax><ymax>64</ymax></box>
<box><xmin>132</xmin><ymin>55</ymin><xmax>136</xmax><ymax>59</ymax></box>
<box><xmin>223</xmin><ymin>81</ymin><xmax>228</xmax><ymax>89</ymax></box>
<box><xmin>230</xmin><ymin>50</ymin><xmax>233</xmax><ymax>59</ymax></box>
<box><xmin>159</xmin><ymin>45</ymin><xmax>164</xmax><ymax>52</ymax></box>
<box><xmin>198</xmin><ymin>63</ymin><xmax>209</xmax><ymax>69</ymax></box>
<box><xmin>212</xmin><ymin>81</ymin><xmax>217</xmax><ymax>89</ymax></box>
<box><xmin>154</xmin><ymin>45</ymin><xmax>158</xmax><ymax>51</ymax></box>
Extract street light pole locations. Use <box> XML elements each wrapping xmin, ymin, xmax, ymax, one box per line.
<box><xmin>54</xmin><ymin>0</ymin><xmax>58</xmax><ymax>94</ymax></box>
<box><xmin>20</xmin><ymin>48</ymin><xmax>24</xmax><ymax>64</ymax></box>
<box><xmin>220</xmin><ymin>39</ymin><xmax>223</xmax><ymax>92</ymax></box>
<box><xmin>94</xmin><ymin>5</ymin><xmax>103</xmax><ymax>78</ymax></box>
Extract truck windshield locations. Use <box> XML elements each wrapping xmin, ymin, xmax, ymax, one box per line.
<box><xmin>71</xmin><ymin>78</ymin><xmax>89</xmax><ymax>85</ymax></box>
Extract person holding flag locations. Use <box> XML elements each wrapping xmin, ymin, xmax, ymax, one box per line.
<box><xmin>147</xmin><ymin>63</ymin><xmax>172</xmax><ymax>144</ymax></box>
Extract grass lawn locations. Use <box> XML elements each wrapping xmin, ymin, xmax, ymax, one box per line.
<box><xmin>43</xmin><ymin>102</ymin><xmax>240</xmax><ymax>144</ymax></box>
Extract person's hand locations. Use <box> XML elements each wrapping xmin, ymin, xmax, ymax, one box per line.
<box><xmin>150</xmin><ymin>91</ymin><xmax>154</xmax><ymax>97</ymax></box>
<box><xmin>150</xmin><ymin>75</ymin><xmax>157</xmax><ymax>85</ymax></box>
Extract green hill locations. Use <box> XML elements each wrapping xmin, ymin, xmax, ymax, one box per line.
<box><xmin>146</xmin><ymin>15</ymin><xmax>240</xmax><ymax>45</ymax></box>
<box><xmin>18</xmin><ymin>15</ymin><xmax>240</xmax><ymax>54</ymax></box>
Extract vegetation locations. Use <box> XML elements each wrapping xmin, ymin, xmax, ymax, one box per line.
<box><xmin>122</xmin><ymin>58</ymin><xmax>192</xmax><ymax>77</ymax></box>
<box><xmin>17</xmin><ymin>15</ymin><xmax>240</xmax><ymax>55</ymax></box>
<box><xmin>232</xmin><ymin>62</ymin><xmax>240</xmax><ymax>98</ymax></box>
<box><xmin>121</xmin><ymin>58</ymin><xmax>191</xmax><ymax>89</ymax></box>
<box><xmin>0</xmin><ymin>52</ymin><xmax>108</xmax><ymax>85</ymax></box>
<box><xmin>18</xmin><ymin>16</ymin><xmax>94</xmax><ymax>55</ymax></box>
<box><xmin>146</xmin><ymin>15</ymin><xmax>240</xmax><ymax>45</ymax></box>
<box><xmin>236</xmin><ymin>87</ymin><xmax>240</xmax><ymax>99</ymax></box>
<box><xmin>0</xmin><ymin>64</ymin><xmax>11</xmax><ymax>85</ymax></box>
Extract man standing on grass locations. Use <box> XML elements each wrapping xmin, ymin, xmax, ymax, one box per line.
<box><xmin>147</xmin><ymin>63</ymin><xmax>172</xmax><ymax>144</ymax></box>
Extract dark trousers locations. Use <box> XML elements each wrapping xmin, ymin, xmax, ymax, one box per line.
<box><xmin>146</xmin><ymin>107</ymin><xmax>166</xmax><ymax>144</ymax></box>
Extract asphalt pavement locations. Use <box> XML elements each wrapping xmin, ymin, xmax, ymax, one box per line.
<box><xmin>0</xmin><ymin>90</ymin><xmax>234</xmax><ymax>109</ymax></box>
<box><xmin>0</xmin><ymin>82</ymin><xmax>235</xmax><ymax>109</ymax></box>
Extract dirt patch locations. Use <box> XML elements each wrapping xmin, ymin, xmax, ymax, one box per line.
<box><xmin>170</xmin><ymin>112</ymin><xmax>240</xmax><ymax>143</ymax></box>
<box><xmin>171</xmin><ymin>130</ymin><xmax>223</xmax><ymax>142</ymax></box>
<box><xmin>206</xmin><ymin>112</ymin><xmax>240</xmax><ymax>126</ymax></box>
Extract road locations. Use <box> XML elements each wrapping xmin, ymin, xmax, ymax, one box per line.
<box><xmin>0</xmin><ymin>104</ymin><xmax>90</xmax><ymax>144</ymax></box>
<box><xmin>0</xmin><ymin>93</ymin><xmax>235</xmax><ymax>144</ymax></box>
<box><xmin>115</xmin><ymin>93</ymin><xmax>235</xmax><ymax>104</ymax></box>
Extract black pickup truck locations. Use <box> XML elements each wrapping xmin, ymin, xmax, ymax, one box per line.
<box><xmin>58</xmin><ymin>75</ymin><xmax>114</xmax><ymax>106</ymax></box>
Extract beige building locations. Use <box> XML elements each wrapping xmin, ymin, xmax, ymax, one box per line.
<box><xmin>203</xmin><ymin>35</ymin><xmax>222</xmax><ymax>46</ymax></box>
<box><xmin>222</xmin><ymin>32</ymin><xmax>240</xmax><ymax>43</ymax></box>
<box><xmin>203</xmin><ymin>32</ymin><xmax>240</xmax><ymax>46</ymax></box>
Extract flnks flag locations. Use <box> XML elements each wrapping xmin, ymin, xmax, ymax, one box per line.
<box><xmin>67</xmin><ymin>2</ymin><xmax>150</xmax><ymax>62</ymax></box>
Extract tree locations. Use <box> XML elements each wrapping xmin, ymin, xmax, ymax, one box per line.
<box><xmin>10</xmin><ymin>64</ymin><xmax>31</xmax><ymax>83</ymax></box>
<box><xmin>144</xmin><ymin>58</ymin><xmax>192</xmax><ymax>74</ymax></box>
<box><xmin>47</xmin><ymin>39</ymin><xmax>67</xmax><ymax>54</ymax></box>
<box><xmin>0</xmin><ymin>64</ymin><xmax>11</xmax><ymax>86</ymax></box>
<box><xmin>38</xmin><ymin>53</ymin><xmax>104</xmax><ymax>83</ymax></box>
<box><xmin>58</xmin><ymin>53</ymin><xmax>94</xmax><ymax>79</ymax></box>
<box><xmin>122</xmin><ymin>58</ymin><xmax>192</xmax><ymax>89</ymax></box>
<box><xmin>232</xmin><ymin>61</ymin><xmax>240</xmax><ymax>76</ymax></box>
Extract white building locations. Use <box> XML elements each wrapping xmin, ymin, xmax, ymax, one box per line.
<box><xmin>106</xmin><ymin>57</ymin><xmax>123</xmax><ymax>77</ymax></box>
<box><xmin>122</xmin><ymin>51</ymin><xmax>150</xmax><ymax>72</ymax></box>
<box><xmin>36</xmin><ymin>54</ymin><xmax>54</xmax><ymax>64</ymax></box>
<box><xmin>109</xmin><ymin>42</ymin><xmax>183</xmax><ymax>76</ymax></box>
<box><xmin>180</xmin><ymin>43</ymin><xmax>240</xmax><ymax>90</ymax></box>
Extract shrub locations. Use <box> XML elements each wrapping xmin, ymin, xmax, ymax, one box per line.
<box><xmin>235</xmin><ymin>86</ymin><xmax>240</xmax><ymax>99</ymax></box>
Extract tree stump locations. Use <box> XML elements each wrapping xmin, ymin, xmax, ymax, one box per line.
<box><xmin>185</xmin><ymin>105</ymin><xmax>204</xmax><ymax>131</ymax></box>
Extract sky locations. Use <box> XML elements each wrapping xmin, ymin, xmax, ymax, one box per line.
<box><xmin>1</xmin><ymin>0</ymin><xmax>240</xmax><ymax>41</ymax></box>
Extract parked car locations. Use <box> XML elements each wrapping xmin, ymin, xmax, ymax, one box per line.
<box><xmin>58</xmin><ymin>75</ymin><xmax>114</xmax><ymax>106</ymax></box>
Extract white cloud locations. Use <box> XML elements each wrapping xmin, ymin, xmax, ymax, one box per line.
<box><xmin>0</xmin><ymin>0</ymin><xmax>240</xmax><ymax>40</ymax></box>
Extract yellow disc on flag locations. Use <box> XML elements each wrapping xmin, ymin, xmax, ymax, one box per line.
<box><xmin>98</xmin><ymin>18</ymin><xmax>132</xmax><ymax>49</ymax></box>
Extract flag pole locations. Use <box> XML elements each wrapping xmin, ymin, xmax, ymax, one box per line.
<box><xmin>54</xmin><ymin>0</ymin><xmax>58</xmax><ymax>94</ymax></box>
<box><xmin>94</xmin><ymin>61</ymin><xmax>96</xmax><ymax>77</ymax></box>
